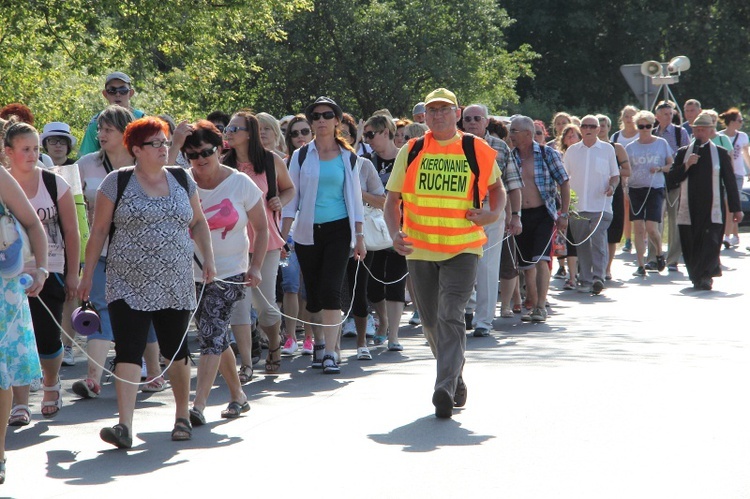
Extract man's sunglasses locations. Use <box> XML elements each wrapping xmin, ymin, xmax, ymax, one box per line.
<box><xmin>106</xmin><ymin>86</ymin><xmax>131</xmax><ymax>96</ymax></box>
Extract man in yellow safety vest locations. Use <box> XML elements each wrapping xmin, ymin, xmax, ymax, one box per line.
<box><xmin>384</xmin><ymin>88</ymin><xmax>506</xmax><ymax>419</ymax></box>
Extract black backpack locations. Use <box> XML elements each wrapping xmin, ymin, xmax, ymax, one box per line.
<box><xmin>405</xmin><ymin>134</ymin><xmax>481</xmax><ymax>209</ymax></box>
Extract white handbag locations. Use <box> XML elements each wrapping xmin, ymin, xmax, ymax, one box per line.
<box><xmin>0</xmin><ymin>194</ymin><xmax>32</xmax><ymax>278</ymax></box>
<box><xmin>362</xmin><ymin>204</ymin><xmax>393</xmax><ymax>251</ymax></box>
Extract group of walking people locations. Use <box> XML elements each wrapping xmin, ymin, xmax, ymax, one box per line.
<box><xmin>0</xmin><ymin>71</ymin><xmax>746</xmax><ymax>482</ymax></box>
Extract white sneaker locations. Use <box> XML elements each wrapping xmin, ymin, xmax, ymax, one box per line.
<box><xmin>281</xmin><ymin>337</ymin><xmax>298</xmax><ymax>355</ymax></box>
<box><xmin>729</xmin><ymin>235</ymin><xmax>740</xmax><ymax>247</ymax></box>
<box><xmin>62</xmin><ymin>344</ymin><xmax>76</xmax><ymax>366</ymax></box>
<box><xmin>356</xmin><ymin>346</ymin><xmax>372</xmax><ymax>360</ymax></box>
<box><xmin>342</xmin><ymin>317</ymin><xmax>356</xmax><ymax>338</ymax></box>
<box><xmin>365</xmin><ymin>315</ymin><xmax>376</xmax><ymax>338</ymax></box>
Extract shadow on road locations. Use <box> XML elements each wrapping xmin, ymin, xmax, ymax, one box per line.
<box><xmin>368</xmin><ymin>415</ymin><xmax>494</xmax><ymax>452</ymax></box>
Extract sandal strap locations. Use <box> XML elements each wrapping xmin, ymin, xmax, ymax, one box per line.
<box><xmin>42</xmin><ymin>378</ymin><xmax>62</xmax><ymax>392</ymax></box>
<box><xmin>11</xmin><ymin>404</ymin><xmax>30</xmax><ymax>414</ymax></box>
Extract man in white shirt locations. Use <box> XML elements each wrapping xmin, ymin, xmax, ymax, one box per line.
<box><xmin>563</xmin><ymin>115</ymin><xmax>620</xmax><ymax>294</ymax></box>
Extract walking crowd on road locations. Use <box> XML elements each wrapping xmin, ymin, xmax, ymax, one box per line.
<box><xmin>0</xmin><ymin>71</ymin><xmax>747</xmax><ymax>478</ymax></box>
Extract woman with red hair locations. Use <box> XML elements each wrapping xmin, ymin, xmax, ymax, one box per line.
<box><xmin>79</xmin><ymin>117</ymin><xmax>215</xmax><ymax>448</ymax></box>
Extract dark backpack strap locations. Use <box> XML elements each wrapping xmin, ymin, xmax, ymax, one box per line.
<box><xmin>41</xmin><ymin>169</ymin><xmax>59</xmax><ymax>215</ymax></box>
<box><xmin>109</xmin><ymin>168</ymin><xmax>135</xmax><ymax>244</ymax></box>
<box><xmin>461</xmin><ymin>134</ymin><xmax>481</xmax><ymax>209</ymax></box>
<box><xmin>348</xmin><ymin>150</ymin><xmax>357</xmax><ymax>170</ymax></box>
<box><xmin>263</xmin><ymin>152</ymin><xmax>277</xmax><ymax>200</ymax></box>
<box><xmin>41</xmin><ymin>169</ymin><xmax>67</xmax><ymax>274</ymax></box>
<box><xmin>102</xmin><ymin>152</ymin><xmax>114</xmax><ymax>173</ymax></box>
<box><xmin>166</xmin><ymin>167</ymin><xmax>190</xmax><ymax>194</ymax></box>
<box><xmin>612</xmin><ymin>131</ymin><xmax>620</xmax><ymax>143</ymax></box>
<box><xmin>675</xmin><ymin>125</ymin><xmax>683</xmax><ymax>148</ymax></box>
<box><xmin>366</xmin><ymin>151</ymin><xmax>380</xmax><ymax>171</ymax></box>
<box><xmin>41</xmin><ymin>169</ymin><xmax>64</xmax><ymax>238</ymax></box>
<box><xmin>297</xmin><ymin>144</ymin><xmax>309</xmax><ymax>168</ymax></box>
<box><xmin>406</xmin><ymin>137</ymin><xmax>425</xmax><ymax>170</ymax></box>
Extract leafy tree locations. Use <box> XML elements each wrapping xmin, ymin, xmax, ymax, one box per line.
<box><xmin>248</xmin><ymin>0</ymin><xmax>537</xmax><ymax>118</ymax></box>
<box><xmin>1</xmin><ymin>0</ymin><xmax>534</xmax><ymax>143</ymax></box>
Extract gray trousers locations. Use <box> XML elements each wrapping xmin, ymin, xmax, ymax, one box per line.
<box><xmin>465</xmin><ymin>212</ymin><xmax>505</xmax><ymax>330</ymax></box>
<box><xmin>408</xmin><ymin>253</ymin><xmax>478</xmax><ymax>397</ymax></box>
<box><xmin>570</xmin><ymin>211</ymin><xmax>612</xmax><ymax>285</ymax></box>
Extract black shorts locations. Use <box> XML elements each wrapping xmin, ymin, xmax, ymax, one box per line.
<box><xmin>629</xmin><ymin>187</ymin><xmax>665</xmax><ymax>222</ymax></box>
<box><xmin>607</xmin><ymin>183</ymin><xmax>625</xmax><ymax>244</ymax></box>
<box><xmin>109</xmin><ymin>300</ymin><xmax>192</xmax><ymax>366</ymax></box>
<box><xmin>515</xmin><ymin>206</ymin><xmax>555</xmax><ymax>269</ymax></box>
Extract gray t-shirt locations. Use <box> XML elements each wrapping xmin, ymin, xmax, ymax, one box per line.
<box><xmin>99</xmin><ymin>168</ymin><xmax>197</xmax><ymax>311</ymax></box>
<box><xmin>625</xmin><ymin>138</ymin><xmax>671</xmax><ymax>189</ymax></box>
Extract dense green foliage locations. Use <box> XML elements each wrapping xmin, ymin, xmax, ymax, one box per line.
<box><xmin>503</xmin><ymin>0</ymin><xmax>750</xmax><ymax>123</ymax></box>
<box><xmin>0</xmin><ymin>0</ymin><xmax>534</xmax><ymax>142</ymax></box>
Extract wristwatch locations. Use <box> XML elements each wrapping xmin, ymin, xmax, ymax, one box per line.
<box><xmin>37</xmin><ymin>267</ymin><xmax>50</xmax><ymax>279</ymax></box>
<box><xmin>559</xmin><ymin>213</ymin><xmax>569</xmax><ymax>219</ymax></box>
<box><xmin>511</xmin><ymin>211</ymin><xmax>520</xmax><ymax>216</ymax></box>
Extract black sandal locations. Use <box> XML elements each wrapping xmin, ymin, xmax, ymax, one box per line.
<box><xmin>265</xmin><ymin>346</ymin><xmax>281</xmax><ymax>374</ymax></box>
<box><xmin>100</xmin><ymin>424</ymin><xmax>132</xmax><ymax>449</ymax></box>
<box><xmin>221</xmin><ymin>400</ymin><xmax>251</xmax><ymax>419</ymax></box>
<box><xmin>238</xmin><ymin>364</ymin><xmax>253</xmax><ymax>384</ymax></box>
<box><xmin>189</xmin><ymin>407</ymin><xmax>206</xmax><ymax>426</ymax></box>
<box><xmin>171</xmin><ymin>418</ymin><xmax>192</xmax><ymax>441</ymax></box>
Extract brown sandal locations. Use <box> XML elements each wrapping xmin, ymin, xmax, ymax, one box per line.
<box><xmin>264</xmin><ymin>346</ymin><xmax>281</xmax><ymax>374</ymax></box>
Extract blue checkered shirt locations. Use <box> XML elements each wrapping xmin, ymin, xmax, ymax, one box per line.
<box><xmin>485</xmin><ymin>133</ymin><xmax>523</xmax><ymax>192</ymax></box>
<box><xmin>512</xmin><ymin>142</ymin><xmax>569</xmax><ymax>220</ymax></box>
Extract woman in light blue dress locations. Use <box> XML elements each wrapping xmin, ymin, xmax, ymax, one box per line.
<box><xmin>0</xmin><ymin>160</ymin><xmax>49</xmax><ymax>484</ymax></box>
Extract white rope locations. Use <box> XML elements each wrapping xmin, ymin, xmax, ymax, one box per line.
<box><xmin>217</xmin><ymin>260</ymin><xmax>362</xmax><ymax>328</ymax></box>
<box><xmin>559</xmin><ymin>195</ymin><xmax>611</xmax><ymax>247</ymax></box>
<box><xmin>32</xmin><ymin>283</ymin><xmax>206</xmax><ymax>386</ymax></box>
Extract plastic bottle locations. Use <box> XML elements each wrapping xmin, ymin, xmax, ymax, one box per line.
<box><xmin>552</xmin><ymin>230</ymin><xmax>567</xmax><ymax>257</ymax></box>
<box><xmin>18</xmin><ymin>273</ymin><xmax>33</xmax><ymax>289</ymax></box>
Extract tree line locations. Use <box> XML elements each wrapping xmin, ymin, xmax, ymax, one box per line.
<box><xmin>1</xmin><ymin>0</ymin><xmax>746</xmax><ymax>140</ymax></box>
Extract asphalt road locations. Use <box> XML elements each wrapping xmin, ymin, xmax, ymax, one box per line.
<box><xmin>4</xmin><ymin>242</ymin><xmax>750</xmax><ymax>498</ymax></box>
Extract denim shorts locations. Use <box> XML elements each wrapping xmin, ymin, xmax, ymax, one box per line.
<box><xmin>629</xmin><ymin>187</ymin><xmax>664</xmax><ymax>222</ymax></box>
<box><xmin>280</xmin><ymin>252</ymin><xmax>300</xmax><ymax>293</ymax></box>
